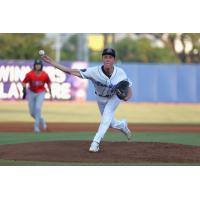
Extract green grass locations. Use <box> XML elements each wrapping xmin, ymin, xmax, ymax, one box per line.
<box><xmin>0</xmin><ymin>132</ymin><xmax>200</xmax><ymax>147</ymax></box>
<box><xmin>0</xmin><ymin>159</ymin><xmax>200</xmax><ymax>166</ymax></box>
<box><xmin>0</xmin><ymin>132</ymin><xmax>93</xmax><ymax>145</ymax></box>
<box><xmin>1</xmin><ymin>101</ymin><xmax>200</xmax><ymax>124</ymax></box>
<box><xmin>134</xmin><ymin>132</ymin><xmax>200</xmax><ymax>147</ymax></box>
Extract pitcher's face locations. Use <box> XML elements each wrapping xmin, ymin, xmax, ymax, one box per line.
<box><xmin>102</xmin><ymin>55</ymin><xmax>115</xmax><ymax>70</ymax></box>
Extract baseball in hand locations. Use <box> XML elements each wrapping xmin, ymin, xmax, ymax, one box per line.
<box><xmin>39</xmin><ymin>49</ymin><xmax>45</xmax><ymax>56</ymax></box>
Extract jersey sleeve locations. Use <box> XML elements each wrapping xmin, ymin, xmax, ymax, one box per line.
<box><xmin>22</xmin><ymin>73</ymin><xmax>30</xmax><ymax>84</ymax></box>
<box><xmin>79</xmin><ymin>67</ymin><xmax>94</xmax><ymax>79</ymax></box>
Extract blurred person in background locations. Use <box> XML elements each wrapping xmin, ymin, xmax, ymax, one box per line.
<box><xmin>22</xmin><ymin>59</ymin><xmax>52</xmax><ymax>133</ymax></box>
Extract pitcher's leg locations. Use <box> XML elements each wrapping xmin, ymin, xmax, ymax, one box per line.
<box><xmin>89</xmin><ymin>98</ymin><xmax>107</xmax><ymax>152</ymax></box>
<box><xmin>93</xmin><ymin>96</ymin><xmax>121</xmax><ymax>143</ymax></box>
<box><xmin>97</xmin><ymin>101</ymin><xmax>105</xmax><ymax>115</ymax></box>
<box><xmin>112</xmin><ymin>118</ymin><xmax>132</xmax><ymax>140</ymax></box>
<box><xmin>97</xmin><ymin>98</ymin><xmax>126</xmax><ymax>133</ymax></box>
<box><xmin>93</xmin><ymin>110</ymin><xmax>114</xmax><ymax>143</ymax></box>
<box><xmin>110</xmin><ymin>118</ymin><xmax>124</xmax><ymax>129</ymax></box>
<box><xmin>90</xmin><ymin>108</ymin><xmax>114</xmax><ymax>152</ymax></box>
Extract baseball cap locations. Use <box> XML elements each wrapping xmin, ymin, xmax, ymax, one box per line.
<box><xmin>102</xmin><ymin>48</ymin><xmax>116</xmax><ymax>58</ymax></box>
<box><xmin>33</xmin><ymin>59</ymin><xmax>43</xmax><ymax>70</ymax></box>
<box><xmin>34</xmin><ymin>59</ymin><xmax>43</xmax><ymax>66</ymax></box>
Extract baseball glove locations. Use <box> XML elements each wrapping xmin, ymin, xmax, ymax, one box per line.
<box><xmin>115</xmin><ymin>80</ymin><xmax>129</xmax><ymax>100</ymax></box>
<box><xmin>22</xmin><ymin>87</ymin><xmax>26</xmax><ymax>99</ymax></box>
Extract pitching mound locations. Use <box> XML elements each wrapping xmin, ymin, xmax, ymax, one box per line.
<box><xmin>0</xmin><ymin>141</ymin><xmax>200</xmax><ymax>164</ymax></box>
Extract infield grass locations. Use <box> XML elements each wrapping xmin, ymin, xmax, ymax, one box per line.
<box><xmin>0</xmin><ymin>159</ymin><xmax>200</xmax><ymax>166</ymax></box>
<box><xmin>0</xmin><ymin>132</ymin><xmax>200</xmax><ymax>146</ymax></box>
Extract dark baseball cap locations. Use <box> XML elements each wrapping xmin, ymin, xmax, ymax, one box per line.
<box><xmin>33</xmin><ymin>59</ymin><xmax>43</xmax><ymax>70</ymax></box>
<box><xmin>34</xmin><ymin>59</ymin><xmax>43</xmax><ymax>66</ymax></box>
<box><xmin>102</xmin><ymin>48</ymin><xmax>116</xmax><ymax>58</ymax></box>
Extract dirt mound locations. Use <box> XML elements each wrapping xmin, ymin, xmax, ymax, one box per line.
<box><xmin>0</xmin><ymin>141</ymin><xmax>200</xmax><ymax>164</ymax></box>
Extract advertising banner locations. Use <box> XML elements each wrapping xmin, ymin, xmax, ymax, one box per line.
<box><xmin>0</xmin><ymin>60</ymin><xmax>88</xmax><ymax>100</ymax></box>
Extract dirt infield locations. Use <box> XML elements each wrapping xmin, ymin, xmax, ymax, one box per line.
<box><xmin>0</xmin><ymin>140</ymin><xmax>200</xmax><ymax>164</ymax></box>
<box><xmin>1</xmin><ymin>122</ymin><xmax>200</xmax><ymax>164</ymax></box>
<box><xmin>1</xmin><ymin>122</ymin><xmax>200</xmax><ymax>133</ymax></box>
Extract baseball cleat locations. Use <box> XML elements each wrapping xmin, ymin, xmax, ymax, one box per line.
<box><xmin>89</xmin><ymin>141</ymin><xmax>100</xmax><ymax>152</ymax></box>
<box><xmin>120</xmin><ymin>120</ymin><xmax>132</xmax><ymax>140</ymax></box>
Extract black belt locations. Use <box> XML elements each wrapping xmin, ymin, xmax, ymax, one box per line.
<box><xmin>95</xmin><ymin>91</ymin><xmax>112</xmax><ymax>98</ymax></box>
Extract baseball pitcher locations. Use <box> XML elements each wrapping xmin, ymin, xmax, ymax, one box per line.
<box><xmin>41</xmin><ymin>48</ymin><xmax>132</xmax><ymax>152</ymax></box>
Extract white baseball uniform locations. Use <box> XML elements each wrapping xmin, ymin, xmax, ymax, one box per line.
<box><xmin>80</xmin><ymin>65</ymin><xmax>132</xmax><ymax>144</ymax></box>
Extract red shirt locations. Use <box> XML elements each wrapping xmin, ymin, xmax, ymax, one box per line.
<box><xmin>22</xmin><ymin>70</ymin><xmax>51</xmax><ymax>93</ymax></box>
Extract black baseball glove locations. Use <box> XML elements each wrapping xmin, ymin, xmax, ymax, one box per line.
<box><xmin>115</xmin><ymin>80</ymin><xmax>129</xmax><ymax>100</ymax></box>
<box><xmin>22</xmin><ymin>87</ymin><xmax>26</xmax><ymax>99</ymax></box>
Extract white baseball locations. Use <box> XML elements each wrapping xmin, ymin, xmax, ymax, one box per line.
<box><xmin>39</xmin><ymin>50</ymin><xmax>45</xmax><ymax>56</ymax></box>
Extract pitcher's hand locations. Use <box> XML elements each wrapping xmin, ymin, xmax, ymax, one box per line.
<box><xmin>41</xmin><ymin>55</ymin><xmax>57</xmax><ymax>66</ymax></box>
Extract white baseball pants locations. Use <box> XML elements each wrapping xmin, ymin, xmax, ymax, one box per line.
<box><xmin>93</xmin><ymin>94</ymin><xmax>125</xmax><ymax>143</ymax></box>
